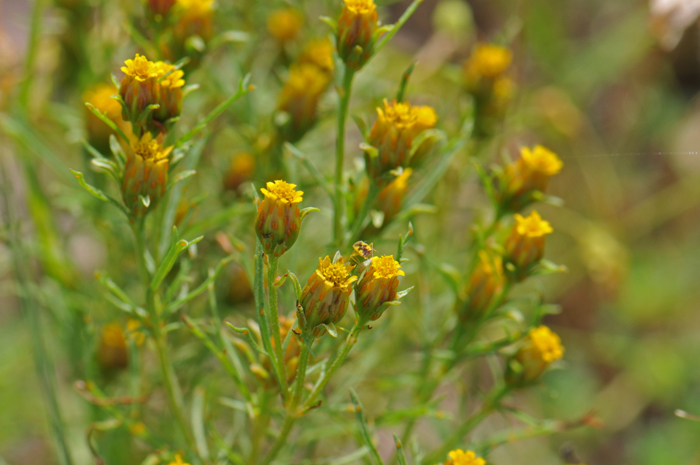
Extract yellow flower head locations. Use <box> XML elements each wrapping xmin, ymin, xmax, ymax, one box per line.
<box><xmin>267</xmin><ymin>8</ymin><xmax>303</xmax><ymax>42</ymax></box>
<box><xmin>378</xmin><ymin>100</ymin><xmax>418</xmax><ymax>129</ymax></box>
<box><xmin>344</xmin><ymin>0</ymin><xmax>376</xmax><ymax>15</ymax></box>
<box><xmin>121</xmin><ymin>54</ymin><xmax>159</xmax><ymax>82</ymax></box>
<box><xmin>370</xmin><ymin>255</ymin><xmax>405</xmax><ymax>279</ymax></box>
<box><xmin>130</xmin><ymin>133</ymin><xmax>173</xmax><ymax>161</ymax></box>
<box><xmin>529</xmin><ymin>325</ymin><xmax>564</xmax><ymax>363</ymax></box>
<box><xmin>415</xmin><ymin>106</ymin><xmax>438</xmax><ymax>128</ymax></box>
<box><xmin>446</xmin><ymin>449</ymin><xmax>485</xmax><ymax>465</ymax></box>
<box><xmin>284</xmin><ymin>63</ymin><xmax>330</xmax><ymax>96</ymax></box>
<box><xmin>177</xmin><ymin>0</ymin><xmax>214</xmax><ymax>15</ymax></box>
<box><xmin>83</xmin><ymin>83</ymin><xmax>122</xmax><ymax>121</ymax></box>
<box><xmin>260</xmin><ymin>180</ymin><xmax>304</xmax><ymax>204</ymax></box>
<box><xmin>299</xmin><ymin>38</ymin><xmax>335</xmax><ymax>74</ymax></box>
<box><xmin>514</xmin><ymin>210</ymin><xmax>553</xmax><ymax>238</ymax></box>
<box><xmin>520</xmin><ymin>145</ymin><xmax>563</xmax><ymax>176</ymax></box>
<box><xmin>154</xmin><ymin>61</ymin><xmax>185</xmax><ymax>89</ymax></box>
<box><xmin>168</xmin><ymin>455</ymin><xmax>190</xmax><ymax>465</ymax></box>
<box><xmin>316</xmin><ymin>256</ymin><xmax>358</xmax><ymax>290</ymax></box>
<box><xmin>468</xmin><ymin>43</ymin><xmax>512</xmax><ymax>79</ymax></box>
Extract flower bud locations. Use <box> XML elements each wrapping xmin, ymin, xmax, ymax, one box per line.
<box><xmin>255</xmin><ymin>180</ymin><xmax>304</xmax><ymax>257</ymax></box>
<box><xmin>119</xmin><ymin>54</ymin><xmax>159</xmax><ymax>129</ymax></box>
<box><xmin>504</xmin><ymin>210</ymin><xmax>552</xmax><ymax>281</ymax></box>
<box><xmin>496</xmin><ymin>145</ymin><xmax>563</xmax><ymax>212</ymax></box>
<box><xmin>122</xmin><ymin>133</ymin><xmax>173</xmax><ymax>218</ymax></box>
<box><xmin>267</xmin><ymin>8</ymin><xmax>303</xmax><ymax>44</ymax></box>
<box><xmin>506</xmin><ymin>325</ymin><xmax>564</xmax><ymax>386</ymax></box>
<box><xmin>299</xmin><ymin>256</ymin><xmax>357</xmax><ymax>337</ymax></box>
<box><xmin>376</xmin><ymin>168</ymin><xmax>412</xmax><ymax>224</ymax></box>
<box><xmin>355</xmin><ymin>255</ymin><xmax>404</xmax><ymax>321</ymax></box>
<box><xmin>97</xmin><ymin>323</ymin><xmax>128</xmax><ymax>371</ymax></box>
<box><xmin>464</xmin><ymin>43</ymin><xmax>512</xmax><ymax>84</ymax></box>
<box><xmin>463</xmin><ymin>43</ymin><xmax>514</xmax><ymax>135</ymax></box>
<box><xmin>457</xmin><ymin>250</ymin><xmax>505</xmax><ymax>322</ymax></box>
<box><xmin>336</xmin><ymin>0</ymin><xmax>379</xmax><ymax>70</ymax></box>
<box><xmin>440</xmin><ymin>449</ymin><xmax>486</xmax><ymax>465</ymax></box>
<box><xmin>277</xmin><ymin>64</ymin><xmax>331</xmax><ymax>142</ymax></box>
<box><xmin>365</xmin><ymin>99</ymin><xmax>437</xmax><ymax>186</ymax></box>
<box><xmin>298</xmin><ymin>38</ymin><xmax>335</xmax><ymax>75</ymax></box>
<box><xmin>173</xmin><ymin>0</ymin><xmax>215</xmax><ymax>43</ymax></box>
<box><xmin>152</xmin><ymin>61</ymin><xmax>185</xmax><ymax>130</ymax></box>
<box><xmin>118</xmin><ymin>54</ymin><xmax>185</xmax><ymax>136</ymax></box>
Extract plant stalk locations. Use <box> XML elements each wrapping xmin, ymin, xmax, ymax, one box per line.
<box><xmin>334</xmin><ymin>67</ymin><xmax>356</xmax><ymax>249</ymax></box>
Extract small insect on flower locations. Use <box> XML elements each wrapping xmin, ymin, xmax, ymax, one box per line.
<box><xmin>365</xmin><ymin>99</ymin><xmax>437</xmax><ymax>186</ymax></box>
<box><xmin>497</xmin><ymin>145</ymin><xmax>563</xmax><ymax>213</ymax></box>
<box><xmin>506</xmin><ymin>325</ymin><xmax>564</xmax><ymax>386</ymax></box>
<box><xmin>255</xmin><ymin>180</ymin><xmax>304</xmax><ymax>257</ymax></box>
<box><xmin>97</xmin><ymin>323</ymin><xmax>128</xmax><ymax>371</ymax></box>
<box><xmin>122</xmin><ymin>133</ymin><xmax>173</xmax><ymax>218</ymax></box>
<box><xmin>504</xmin><ymin>210</ymin><xmax>553</xmax><ymax>281</ymax></box>
<box><xmin>336</xmin><ymin>0</ymin><xmax>379</xmax><ymax>70</ymax></box>
<box><xmin>355</xmin><ymin>255</ymin><xmax>405</xmax><ymax>321</ymax></box>
<box><xmin>300</xmin><ymin>255</ymin><xmax>357</xmax><ymax>337</ymax></box>
<box><xmin>439</xmin><ymin>449</ymin><xmax>486</xmax><ymax>465</ymax></box>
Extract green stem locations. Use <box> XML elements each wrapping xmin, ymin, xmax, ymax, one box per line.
<box><xmin>348</xmin><ymin>182</ymin><xmax>380</xmax><ymax>246</ymax></box>
<box><xmin>421</xmin><ymin>387</ymin><xmax>509</xmax><ymax>465</ymax></box>
<box><xmin>302</xmin><ymin>319</ymin><xmax>363</xmax><ymax>410</ymax></box>
<box><xmin>131</xmin><ymin>221</ymin><xmax>195</xmax><ymax>453</ymax></box>
<box><xmin>267</xmin><ymin>255</ymin><xmax>289</xmax><ymax>396</ymax></box>
<box><xmin>254</xmin><ymin>244</ymin><xmax>287</xmax><ymax>398</ymax></box>
<box><xmin>261</xmin><ymin>342</ymin><xmax>310</xmax><ymax>465</ymax></box>
<box><xmin>334</xmin><ymin>67</ymin><xmax>356</xmax><ymax>249</ymax></box>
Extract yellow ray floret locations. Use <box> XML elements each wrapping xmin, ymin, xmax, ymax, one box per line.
<box><xmin>520</xmin><ymin>145</ymin><xmax>563</xmax><ymax>176</ymax></box>
<box><xmin>529</xmin><ymin>325</ymin><xmax>564</xmax><ymax>363</ymax></box>
<box><xmin>130</xmin><ymin>133</ymin><xmax>173</xmax><ymax>161</ymax></box>
<box><xmin>446</xmin><ymin>449</ymin><xmax>486</xmax><ymax>465</ymax></box>
<box><xmin>121</xmin><ymin>54</ymin><xmax>159</xmax><ymax>81</ymax></box>
<box><xmin>154</xmin><ymin>62</ymin><xmax>186</xmax><ymax>89</ymax></box>
<box><xmin>514</xmin><ymin>210</ymin><xmax>553</xmax><ymax>238</ymax></box>
<box><xmin>344</xmin><ymin>0</ymin><xmax>376</xmax><ymax>15</ymax></box>
<box><xmin>316</xmin><ymin>256</ymin><xmax>357</xmax><ymax>289</ymax></box>
<box><xmin>377</xmin><ymin>100</ymin><xmax>437</xmax><ymax>131</ymax></box>
<box><xmin>260</xmin><ymin>180</ymin><xmax>304</xmax><ymax>204</ymax></box>
<box><xmin>370</xmin><ymin>255</ymin><xmax>405</xmax><ymax>279</ymax></box>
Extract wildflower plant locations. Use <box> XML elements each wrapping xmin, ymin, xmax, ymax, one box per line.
<box><xmin>2</xmin><ymin>1</ymin><xmax>599</xmax><ymax>465</ymax></box>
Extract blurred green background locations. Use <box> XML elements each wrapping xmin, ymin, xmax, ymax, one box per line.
<box><xmin>2</xmin><ymin>0</ymin><xmax>700</xmax><ymax>464</ymax></box>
